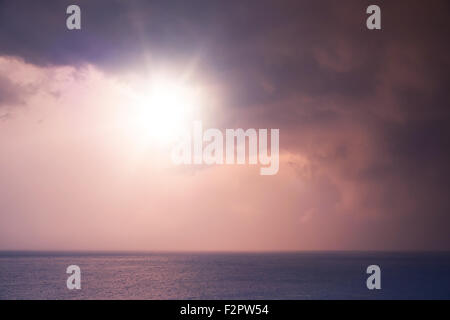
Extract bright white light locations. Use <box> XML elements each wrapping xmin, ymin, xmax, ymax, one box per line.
<box><xmin>126</xmin><ymin>76</ymin><xmax>200</xmax><ymax>145</ymax></box>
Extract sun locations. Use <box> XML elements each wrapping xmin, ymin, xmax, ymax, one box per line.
<box><xmin>126</xmin><ymin>76</ymin><xmax>200</xmax><ymax>145</ymax></box>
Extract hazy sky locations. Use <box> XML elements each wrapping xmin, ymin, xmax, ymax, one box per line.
<box><xmin>1</xmin><ymin>0</ymin><xmax>449</xmax><ymax>251</ymax></box>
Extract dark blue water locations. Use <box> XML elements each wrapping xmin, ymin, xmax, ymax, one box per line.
<box><xmin>0</xmin><ymin>252</ymin><xmax>449</xmax><ymax>299</ymax></box>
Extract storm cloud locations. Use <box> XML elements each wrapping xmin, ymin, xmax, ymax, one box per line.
<box><xmin>1</xmin><ymin>0</ymin><xmax>449</xmax><ymax>250</ymax></box>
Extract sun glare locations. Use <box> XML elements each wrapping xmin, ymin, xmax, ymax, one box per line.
<box><xmin>126</xmin><ymin>76</ymin><xmax>201</xmax><ymax>145</ymax></box>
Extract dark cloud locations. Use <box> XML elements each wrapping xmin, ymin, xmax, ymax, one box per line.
<box><xmin>0</xmin><ymin>74</ymin><xmax>29</xmax><ymax>108</ymax></box>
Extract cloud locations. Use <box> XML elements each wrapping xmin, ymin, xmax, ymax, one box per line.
<box><xmin>0</xmin><ymin>0</ymin><xmax>450</xmax><ymax>250</ymax></box>
<box><xmin>0</xmin><ymin>73</ymin><xmax>30</xmax><ymax>108</ymax></box>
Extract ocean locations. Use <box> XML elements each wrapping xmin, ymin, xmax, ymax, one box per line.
<box><xmin>0</xmin><ymin>251</ymin><xmax>449</xmax><ymax>300</ymax></box>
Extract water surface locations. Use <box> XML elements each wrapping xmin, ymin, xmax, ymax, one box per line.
<box><xmin>1</xmin><ymin>251</ymin><xmax>449</xmax><ymax>299</ymax></box>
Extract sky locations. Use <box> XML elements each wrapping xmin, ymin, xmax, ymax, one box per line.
<box><xmin>0</xmin><ymin>0</ymin><xmax>449</xmax><ymax>251</ymax></box>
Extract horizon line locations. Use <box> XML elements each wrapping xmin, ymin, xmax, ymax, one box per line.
<box><xmin>1</xmin><ymin>249</ymin><xmax>449</xmax><ymax>255</ymax></box>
